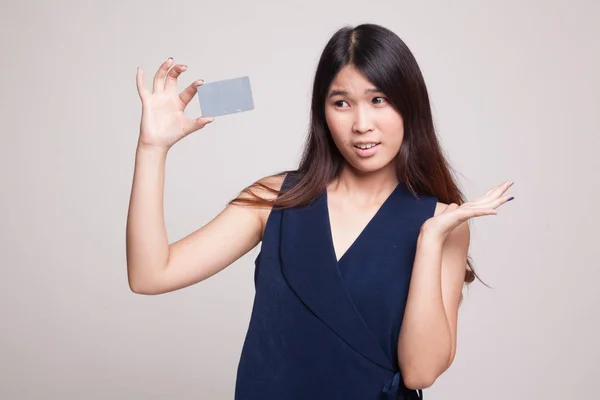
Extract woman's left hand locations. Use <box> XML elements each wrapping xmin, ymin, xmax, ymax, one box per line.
<box><xmin>420</xmin><ymin>180</ymin><xmax>515</xmax><ymax>240</ymax></box>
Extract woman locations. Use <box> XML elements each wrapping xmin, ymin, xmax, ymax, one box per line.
<box><xmin>127</xmin><ymin>23</ymin><xmax>514</xmax><ymax>399</ymax></box>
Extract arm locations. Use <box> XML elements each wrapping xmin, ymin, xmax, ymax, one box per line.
<box><xmin>125</xmin><ymin>146</ymin><xmax>283</xmax><ymax>295</ymax></box>
<box><xmin>398</xmin><ymin>180</ymin><xmax>513</xmax><ymax>389</ymax></box>
<box><xmin>127</xmin><ymin>58</ymin><xmax>285</xmax><ymax>295</ymax></box>
<box><xmin>397</xmin><ymin>206</ymin><xmax>469</xmax><ymax>389</ymax></box>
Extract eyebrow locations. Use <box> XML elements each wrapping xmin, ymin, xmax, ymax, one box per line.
<box><xmin>327</xmin><ymin>88</ymin><xmax>383</xmax><ymax>99</ymax></box>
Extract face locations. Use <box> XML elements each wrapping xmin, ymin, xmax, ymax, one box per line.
<box><xmin>324</xmin><ymin>64</ymin><xmax>404</xmax><ymax>173</ymax></box>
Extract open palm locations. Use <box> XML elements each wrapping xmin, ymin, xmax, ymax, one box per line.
<box><xmin>136</xmin><ymin>58</ymin><xmax>214</xmax><ymax>151</ymax></box>
<box><xmin>421</xmin><ymin>180</ymin><xmax>515</xmax><ymax>239</ymax></box>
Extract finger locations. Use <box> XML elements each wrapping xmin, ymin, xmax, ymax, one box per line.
<box><xmin>180</xmin><ymin>80</ymin><xmax>203</xmax><ymax>106</ymax></box>
<box><xmin>491</xmin><ymin>180</ymin><xmax>514</xmax><ymax>196</ymax></box>
<box><xmin>153</xmin><ymin>57</ymin><xmax>174</xmax><ymax>93</ymax></box>
<box><xmin>480</xmin><ymin>181</ymin><xmax>513</xmax><ymax>204</ymax></box>
<box><xmin>462</xmin><ymin>207</ymin><xmax>498</xmax><ymax>218</ymax></box>
<box><xmin>183</xmin><ymin>117</ymin><xmax>215</xmax><ymax>136</ymax></box>
<box><xmin>165</xmin><ymin>64</ymin><xmax>187</xmax><ymax>92</ymax></box>
<box><xmin>473</xmin><ymin>184</ymin><xmax>501</xmax><ymax>202</ymax></box>
<box><xmin>136</xmin><ymin>66</ymin><xmax>150</xmax><ymax>101</ymax></box>
<box><xmin>490</xmin><ymin>194</ymin><xmax>515</xmax><ymax>208</ymax></box>
<box><xmin>475</xmin><ymin>180</ymin><xmax>514</xmax><ymax>202</ymax></box>
<box><xmin>476</xmin><ymin>193</ymin><xmax>515</xmax><ymax>213</ymax></box>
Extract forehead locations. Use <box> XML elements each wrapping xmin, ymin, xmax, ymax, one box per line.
<box><xmin>328</xmin><ymin>65</ymin><xmax>380</xmax><ymax>93</ymax></box>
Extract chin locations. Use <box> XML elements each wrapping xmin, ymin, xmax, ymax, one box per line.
<box><xmin>345</xmin><ymin>155</ymin><xmax>396</xmax><ymax>174</ymax></box>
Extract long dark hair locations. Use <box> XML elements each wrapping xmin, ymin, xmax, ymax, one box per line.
<box><xmin>231</xmin><ymin>23</ymin><xmax>483</xmax><ymax>287</ymax></box>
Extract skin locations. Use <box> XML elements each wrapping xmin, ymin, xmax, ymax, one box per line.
<box><xmin>325</xmin><ymin>64</ymin><xmax>514</xmax><ymax>388</ymax></box>
<box><xmin>127</xmin><ymin>58</ymin><xmax>514</xmax><ymax>389</ymax></box>
<box><xmin>324</xmin><ymin>64</ymin><xmax>405</xmax><ymax>261</ymax></box>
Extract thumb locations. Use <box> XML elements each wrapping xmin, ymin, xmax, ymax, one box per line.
<box><xmin>444</xmin><ymin>203</ymin><xmax>460</xmax><ymax>213</ymax></box>
<box><xmin>184</xmin><ymin>117</ymin><xmax>215</xmax><ymax>135</ymax></box>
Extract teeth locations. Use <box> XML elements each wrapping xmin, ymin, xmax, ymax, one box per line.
<box><xmin>356</xmin><ymin>143</ymin><xmax>377</xmax><ymax>149</ymax></box>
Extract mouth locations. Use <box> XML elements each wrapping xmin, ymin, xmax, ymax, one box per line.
<box><xmin>352</xmin><ymin>142</ymin><xmax>381</xmax><ymax>157</ymax></box>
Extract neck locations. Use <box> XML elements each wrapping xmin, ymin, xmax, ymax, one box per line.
<box><xmin>328</xmin><ymin>163</ymin><xmax>399</xmax><ymax>204</ymax></box>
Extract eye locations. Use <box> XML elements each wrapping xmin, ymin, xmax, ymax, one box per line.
<box><xmin>372</xmin><ymin>96</ymin><xmax>387</xmax><ymax>104</ymax></box>
<box><xmin>333</xmin><ymin>100</ymin><xmax>348</xmax><ymax>108</ymax></box>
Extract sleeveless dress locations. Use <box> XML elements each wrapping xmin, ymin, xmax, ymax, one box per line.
<box><xmin>235</xmin><ymin>172</ymin><xmax>438</xmax><ymax>400</ymax></box>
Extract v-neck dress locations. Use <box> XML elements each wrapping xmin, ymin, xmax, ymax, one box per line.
<box><xmin>235</xmin><ymin>172</ymin><xmax>438</xmax><ymax>400</ymax></box>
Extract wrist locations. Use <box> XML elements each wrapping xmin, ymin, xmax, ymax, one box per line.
<box><xmin>418</xmin><ymin>227</ymin><xmax>446</xmax><ymax>245</ymax></box>
<box><xmin>136</xmin><ymin>142</ymin><xmax>170</xmax><ymax>156</ymax></box>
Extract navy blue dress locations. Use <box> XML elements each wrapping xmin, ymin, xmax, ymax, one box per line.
<box><xmin>235</xmin><ymin>172</ymin><xmax>438</xmax><ymax>399</ymax></box>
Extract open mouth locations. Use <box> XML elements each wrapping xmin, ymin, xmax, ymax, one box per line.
<box><xmin>353</xmin><ymin>143</ymin><xmax>380</xmax><ymax>150</ymax></box>
<box><xmin>353</xmin><ymin>142</ymin><xmax>381</xmax><ymax>157</ymax></box>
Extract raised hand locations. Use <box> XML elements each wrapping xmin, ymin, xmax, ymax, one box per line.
<box><xmin>135</xmin><ymin>58</ymin><xmax>214</xmax><ymax>152</ymax></box>
<box><xmin>421</xmin><ymin>180</ymin><xmax>515</xmax><ymax>240</ymax></box>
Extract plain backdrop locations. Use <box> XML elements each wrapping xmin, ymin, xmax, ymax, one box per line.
<box><xmin>1</xmin><ymin>0</ymin><xmax>598</xmax><ymax>399</ymax></box>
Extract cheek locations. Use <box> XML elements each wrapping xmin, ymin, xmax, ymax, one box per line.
<box><xmin>325</xmin><ymin>111</ymin><xmax>349</xmax><ymax>142</ymax></box>
<box><xmin>382</xmin><ymin>113</ymin><xmax>404</xmax><ymax>146</ymax></box>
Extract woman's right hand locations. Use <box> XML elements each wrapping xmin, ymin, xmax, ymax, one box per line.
<box><xmin>135</xmin><ymin>58</ymin><xmax>214</xmax><ymax>152</ymax></box>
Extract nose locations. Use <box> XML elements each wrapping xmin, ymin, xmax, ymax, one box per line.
<box><xmin>352</xmin><ymin>106</ymin><xmax>374</xmax><ymax>134</ymax></box>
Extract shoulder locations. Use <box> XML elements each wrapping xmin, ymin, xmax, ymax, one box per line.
<box><xmin>250</xmin><ymin>173</ymin><xmax>288</xmax><ymax>196</ymax></box>
<box><xmin>237</xmin><ymin>173</ymin><xmax>288</xmax><ymax>201</ymax></box>
<box><xmin>237</xmin><ymin>172</ymin><xmax>289</xmax><ymax>238</ymax></box>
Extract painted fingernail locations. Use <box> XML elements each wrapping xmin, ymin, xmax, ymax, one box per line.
<box><xmin>507</xmin><ymin>196</ymin><xmax>514</xmax><ymax>201</ymax></box>
<box><xmin>168</xmin><ymin>57</ymin><xmax>173</xmax><ymax>59</ymax></box>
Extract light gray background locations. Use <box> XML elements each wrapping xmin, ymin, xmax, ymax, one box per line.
<box><xmin>1</xmin><ymin>0</ymin><xmax>598</xmax><ymax>399</ymax></box>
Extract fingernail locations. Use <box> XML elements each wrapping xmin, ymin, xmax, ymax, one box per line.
<box><xmin>507</xmin><ymin>196</ymin><xmax>514</xmax><ymax>201</ymax></box>
<box><xmin>168</xmin><ymin>57</ymin><xmax>173</xmax><ymax>60</ymax></box>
